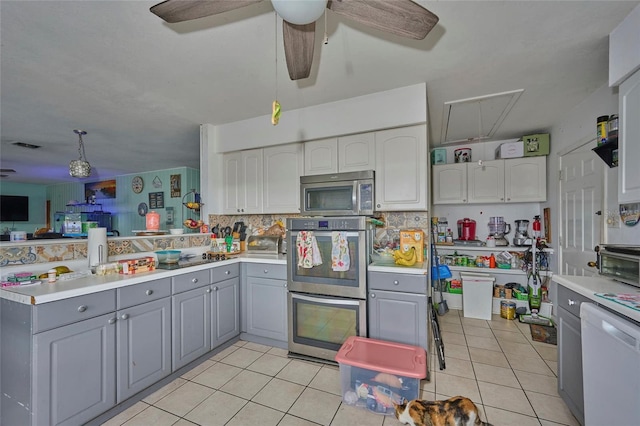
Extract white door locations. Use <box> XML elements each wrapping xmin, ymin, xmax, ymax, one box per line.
<box><xmin>560</xmin><ymin>146</ymin><xmax>603</xmax><ymax>275</ymax></box>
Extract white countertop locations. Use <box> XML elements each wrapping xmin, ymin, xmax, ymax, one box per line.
<box><xmin>1</xmin><ymin>254</ymin><xmax>286</xmax><ymax>305</ymax></box>
<box><xmin>368</xmin><ymin>261</ymin><xmax>429</xmax><ymax>275</ymax></box>
<box><xmin>552</xmin><ymin>274</ymin><xmax>640</xmax><ymax>323</ymax></box>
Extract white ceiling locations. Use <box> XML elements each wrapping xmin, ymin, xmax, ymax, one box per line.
<box><xmin>1</xmin><ymin>0</ymin><xmax>638</xmax><ymax>185</ymax></box>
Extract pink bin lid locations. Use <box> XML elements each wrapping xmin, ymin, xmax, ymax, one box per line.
<box><xmin>335</xmin><ymin>336</ymin><xmax>427</xmax><ymax>379</ymax></box>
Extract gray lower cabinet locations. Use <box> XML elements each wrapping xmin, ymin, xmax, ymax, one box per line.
<box><xmin>368</xmin><ymin>271</ymin><xmax>428</xmax><ymax>351</ymax></box>
<box><xmin>243</xmin><ymin>263</ymin><xmax>288</xmax><ymax>342</ymax></box>
<box><xmin>172</xmin><ymin>286</ymin><xmax>211</xmax><ymax>370</ymax></box>
<box><xmin>116</xmin><ymin>297</ymin><xmax>171</xmax><ymax>403</ymax></box>
<box><xmin>211</xmin><ymin>275</ymin><xmax>240</xmax><ymax>347</ymax></box>
<box><xmin>33</xmin><ymin>312</ymin><xmax>116</xmax><ymax>426</ymax></box>
<box><xmin>557</xmin><ymin>284</ymin><xmax>589</xmax><ymax>426</ymax></box>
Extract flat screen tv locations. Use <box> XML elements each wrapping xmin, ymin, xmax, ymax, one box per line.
<box><xmin>1</xmin><ymin>195</ymin><xmax>29</xmax><ymax>222</ymax></box>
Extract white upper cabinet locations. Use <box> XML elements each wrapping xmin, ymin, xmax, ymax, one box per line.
<box><xmin>303</xmin><ymin>138</ymin><xmax>338</xmax><ymax>175</ymax></box>
<box><xmin>619</xmin><ymin>69</ymin><xmax>640</xmax><ymax>203</ymax></box>
<box><xmin>338</xmin><ymin>133</ymin><xmax>376</xmax><ymax>173</ymax></box>
<box><xmin>263</xmin><ymin>143</ymin><xmax>304</xmax><ymax>213</ymax></box>
<box><xmin>222</xmin><ymin>149</ymin><xmax>263</xmax><ymax>215</ymax></box>
<box><xmin>432</xmin><ymin>156</ymin><xmax>546</xmax><ymax>204</ymax></box>
<box><xmin>375</xmin><ymin>125</ymin><xmax>428</xmax><ymax>211</ymax></box>
<box><xmin>432</xmin><ymin>163</ymin><xmax>468</xmax><ymax>204</ymax></box>
<box><xmin>609</xmin><ymin>4</ymin><xmax>640</xmax><ymax>87</ymax></box>
<box><xmin>504</xmin><ymin>156</ymin><xmax>546</xmax><ymax>203</ymax></box>
<box><xmin>468</xmin><ymin>160</ymin><xmax>505</xmax><ymax>203</ymax></box>
<box><xmin>304</xmin><ymin>134</ymin><xmax>375</xmax><ymax>176</ymax></box>
<box><xmin>223</xmin><ymin>144</ymin><xmax>303</xmax><ymax>215</ymax></box>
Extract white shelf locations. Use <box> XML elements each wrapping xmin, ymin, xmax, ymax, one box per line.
<box><xmin>435</xmin><ymin>244</ymin><xmax>554</xmax><ymax>254</ymax></box>
<box><xmin>447</xmin><ymin>266</ymin><xmax>553</xmax><ymax>277</ymax></box>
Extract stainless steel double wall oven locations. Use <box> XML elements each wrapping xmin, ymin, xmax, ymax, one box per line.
<box><xmin>286</xmin><ymin>217</ymin><xmax>373</xmax><ymax>362</ymax></box>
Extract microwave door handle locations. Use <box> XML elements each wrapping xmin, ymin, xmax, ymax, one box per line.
<box><xmin>353</xmin><ymin>181</ymin><xmax>359</xmax><ymax>211</ymax></box>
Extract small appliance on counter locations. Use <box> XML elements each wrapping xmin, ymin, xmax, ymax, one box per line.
<box><xmin>488</xmin><ymin>217</ymin><xmax>510</xmax><ymax>246</ymax></box>
<box><xmin>457</xmin><ymin>218</ymin><xmax>476</xmax><ymax>240</ymax></box>
<box><xmin>513</xmin><ymin>219</ymin><xmax>533</xmax><ymax>246</ymax></box>
<box><xmin>246</xmin><ymin>235</ymin><xmax>283</xmax><ymax>256</ymax></box>
<box><xmin>596</xmin><ymin>245</ymin><xmax>640</xmax><ymax>287</ymax></box>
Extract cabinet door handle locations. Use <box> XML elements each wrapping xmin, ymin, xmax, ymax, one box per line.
<box><xmin>225</xmin><ymin>270</ymin><xmax>230</xmax><ymax>275</ymax></box>
<box><xmin>146</xmin><ymin>289</ymin><xmax>153</xmax><ymax>296</ymax></box>
<box><xmin>370</xmin><ymin>293</ymin><xmax>376</xmax><ymax>298</ymax></box>
<box><xmin>206</xmin><ymin>288</ymin><xmax>212</xmax><ymax>293</ymax></box>
<box><xmin>568</xmin><ymin>299</ymin><xmax>576</xmax><ymax>306</ymax></box>
<box><xmin>77</xmin><ymin>305</ymin><xmax>88</xmax><ymax>313</ymax></box>
<box><xmin>237</xmin><ymin>209</ymin><xmax>241</xmax><ymax>213</ymax></box>
<box><xmin>376</xmin><ymin>204</ymin><xmax>381</xmax><ymax>208</ymax></box>
<box><xmin>213</xmin><ymin>286</ymin><xmax>218</xmax><ymax>291</ymax></box>
<box><xmin>463</xmin><ymin>199</ymin><xmax>467</xmax><ymax>203</ymax></box>
<box><xmin>108</xmin><ymin>317</ymin><xmax>117</xmax><ymax>324</ymax></box>
<box><xmin>264</xmin><ymin>269</ymin><xmax>269</xmax><ymax>274</ymax></box>
<box><xmin>284</xmin><ymin>283</ymin><xmax>287</xmax><ymax>288</ymax></box>
<box><xmin>192</xmin><ymin>278</ymin><xmax>198</xmax><ymax>283</ymax></box>
<box><xmin>393</xmin><ymin>280</ymin><xmax>399</xmax><ymax>285</ymax></box>
<box><xmin>121</xmin><ymin>313</ymin><xmax>129</xmax><ymax>320</ymax></box>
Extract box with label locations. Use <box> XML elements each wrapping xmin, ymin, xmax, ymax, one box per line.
<box><xmin>431</xmin><ymin>148</ymin><xmax>447</xmax><ymax>165</ymax></box>
<box><xmin>522</xmin><ymin>133</ymin><xmax>550</xmax><ymax>156</ymax></box>
<box><xmin>495</xmin><ymin>140</ymin><xmax>524</xmax><ymax>159</ymax></box>
<box><xmin>118</xmin><ymin>256</ymin><xmax>156</xmax><ymax>274</ymax></box>
<box><xmin>399</xmin><ymin>229</ymin><xmax>424</xmax><ymax>263</ymax></box>
<box><xmin>335</xmin><ymin>336</ymin><xmax>427</xmax><ymax>416</ymax></box>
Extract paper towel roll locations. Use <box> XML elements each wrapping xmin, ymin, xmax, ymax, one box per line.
<box><xmin>88</xmin><ymin>227</ymin><xmax>107</xmax><ymax>267</ymax></box>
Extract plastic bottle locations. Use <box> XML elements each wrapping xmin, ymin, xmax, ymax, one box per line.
<box><xmin>533</xmin><ymin>215</ymin><xmax>541</xmax><ymax>239</ymax></box>
<box><xmin>489</xmin><ymin>253</ymin><xmax>496</xmax><ymax>268</ymax></box>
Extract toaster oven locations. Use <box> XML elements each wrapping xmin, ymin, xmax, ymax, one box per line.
<box><xmin>598</xmin><ymin>245</ymin><xmax>640</xmax><ymax>288</ymax></box>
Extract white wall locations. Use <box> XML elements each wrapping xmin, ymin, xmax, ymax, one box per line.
<box><xmin>548</xmin><ymin>82</ymin><xmax>640</xmax><ymax>253</ymax></box>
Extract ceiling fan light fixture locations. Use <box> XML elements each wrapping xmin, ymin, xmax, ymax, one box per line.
<box><xmin>271</xmin><ymin>0</ymin><xmax>327</xmax><ymax>25</ymax></box>
<box><xmin>69</xmin><ymin>129</ymin><xmax>92</xmax><ymax>178</ymax></box>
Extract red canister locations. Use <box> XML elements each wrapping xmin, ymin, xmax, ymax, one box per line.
<box><xmin>146</xmin><ymin>211</ymin><xmax>160</xmax><ymax>231</ymax></box>
<box><xmin>457</xmin><ymin>218</ymin><xmax>476</xmax><ymax>240</ymax></box>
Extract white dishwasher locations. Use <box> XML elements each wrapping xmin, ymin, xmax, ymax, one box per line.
<box><xmin>581</xmin><ymin>303</ymin><xmax>640</xmax><ymax>426</ymax></box>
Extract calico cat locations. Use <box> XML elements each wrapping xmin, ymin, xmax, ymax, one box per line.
<box><xmin>393</xmin><ymin>396</ymin><xmax>493</xmax><ymax>426</ymax></box>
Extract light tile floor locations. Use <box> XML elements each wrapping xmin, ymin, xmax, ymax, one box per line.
<box><xmin>102</xmin><ymin>310</ymin><xmax>579</xmax><ymax>426</ymax></box>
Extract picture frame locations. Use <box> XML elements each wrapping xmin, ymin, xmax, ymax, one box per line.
<box><xmin>85</xmin><ymin>179</ymin><xmax>116</xmax><ymax>200</ymax></box>
<box><xmin>170</xmin><ymin>174</ymin><xmax>181</xmax><ymax>197</ymax></box>
<box><xmin>149</xmin><ymin>191</ymin><xmax>164</xmax><ymax>209</ymax></box>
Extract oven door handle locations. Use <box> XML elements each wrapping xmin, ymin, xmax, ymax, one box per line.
<box><xmin>291</xmin><ymin>292</ymin><xmax>361</xmax><ymax>306</ymax></box>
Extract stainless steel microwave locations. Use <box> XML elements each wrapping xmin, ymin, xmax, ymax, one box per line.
<box><xmin>598</xmin><ymin>245</ymin><xmax>640</xmax><ymax>288</ymax></box>
<box><xmin>300</xmin><ymin>170</ymin><xmax>374</xmax><ymax>216</ymax></box>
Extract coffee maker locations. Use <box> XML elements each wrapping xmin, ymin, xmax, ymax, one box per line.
<box><xmin>488</xmin><ymin>217</ymin><xmax>510</xmax><ymax>246</ymax></box>
<box><xmin>513</xmin><ymin>219</ymin><xmax>533</xmax><ymax>246</ymax></box>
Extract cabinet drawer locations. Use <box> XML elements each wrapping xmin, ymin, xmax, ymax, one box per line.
<box><xmin>117</xmin><ymin>277</ymin><xmax>171</xmax><ymax>309</ymax></box>
<box><xmin>211</xmin><ymin>263</ymin><xmax>240</xmax><ymax>283</ymax></box>
<box><xmin>172</xmin><ymin>270</ymin><xmax>210</xmax><ymax>294</ymax></box>
<box><xmin>557</xmin><ymin>285</ymin><xmax>592</xmax><ymax>318</ymax></box>
<box><xmin>246</xmin><ymin>263</ymin><xmax>286</xmax><ymax>280</ymax></box>
<box><xmin>368</xmin><ymin>271</ymin><xmax>427</xmax><ymax>293</ymax></box>
<box><xmin>33</xmin><ymin>290</ymin><xmax>116</xmax><ymax>333</ymax></box>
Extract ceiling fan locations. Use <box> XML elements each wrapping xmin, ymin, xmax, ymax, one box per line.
<box><xmin>150</xmin><ymin>0</ymin><xmax>439</xmax><ymax>80</ymax></box>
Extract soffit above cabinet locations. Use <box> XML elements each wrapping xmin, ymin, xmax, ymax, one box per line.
<box><xmin>440</xmin><ymin>89</ymin><xmax>524</xmax><ymax>145</ymax></box>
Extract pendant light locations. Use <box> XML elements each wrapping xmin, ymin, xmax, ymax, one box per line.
<box><xmin>69</xmin><ymin>129</ymin><xmax>92</xmax><ymax>178</ymax></box>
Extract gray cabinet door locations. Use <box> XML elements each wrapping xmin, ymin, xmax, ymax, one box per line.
<box><xmin>33</xmin><ymin>313</ymin><xmax>116</xmax><ymax>426</ymax></box>
<box><xmin>558</xmin><ymin>305</ymin><xmax>584</xmax><ymax>425</ymax></box>
<box><xmin>368</xmin><ymin>289</ymin><xmax>427</xmax><ymax>350</ymax></box>
<box><xmin>211</xmin><ymin>277</ymin><xmax>240</xmax><ymax>348</ymax></box>
<box><xmin>246</xmin><ymin>276</ymin><xmax>287</xmax><ymax>342</ymax></box>
<box><xmin>172</xmin><ymin>287</ymin><xmax>211</xmax><ymax>371</ymax></box>
<box><xmin>117</xmin><ymin>297</ymin><xmax>171</xmax><ymax>403</ymax></box>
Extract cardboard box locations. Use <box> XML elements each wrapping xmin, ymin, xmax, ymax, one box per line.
<box><xmin>522</xmin><ymin>133</ymin><xmax>550</xmax><ymax>156</ymax></box>
<box><xmin>399</xmin><ymin>229</ymin><xmax>424</xmax><ymax>263</ymax></box>
<box><xmin>335</xmin><ymin>336</ymin><xmax>427</xmax><ymax>416</ymax></box>
<box><xmin>431</xmin><ymin>148</ymin><xmax>447</xmax><ymax>165</ymax></box>
<box><xmin>118</xmin><ymin>256</ymin><xmax>156</xmax><ymax>274</ymax></box>
<box><xmin>495</xmin><ymin>140</ymin><xmax>524</xmax><ymax>159</ymax></box>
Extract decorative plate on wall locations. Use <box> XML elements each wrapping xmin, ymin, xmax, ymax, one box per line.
<box><xmin>138</xmin><ymin>202</ymin><xmax>149</xmax><ymax>216</ymax></box>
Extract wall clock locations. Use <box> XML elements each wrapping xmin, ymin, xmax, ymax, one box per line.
<box><xmin>132</xmin><ymin>176</ymin><xmax>144</xmax><ymax>194</ymax></box>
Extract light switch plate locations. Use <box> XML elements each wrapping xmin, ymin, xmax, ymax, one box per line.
<box><xmin>166</xmin><ymin>207</ymin><xmax>174</xmax><ymax>225</ymax></box>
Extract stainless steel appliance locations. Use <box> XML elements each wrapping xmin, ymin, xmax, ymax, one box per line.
<box><xmin>286</xmin><ymin>216</ymin><xmax>372</xmax><ymax>362</ymax></box>
<box><xmin>488</xmin><ymin>216</ymin><xmax>510</xmax><ymax>246</ymax></box>
<box><xmin>597</xmin><ymin>245</ymin><xmax>640</xmax><ymax>287</ymax></box>
<box><xmin>300</xmin><ymin>170</ymin><xmax>374</xmax><ymax>216</ymax></box>
<box><xmin>513</xmin><ymin>219</ymin><xmax>532</xmax><ymax>246</ymax></box>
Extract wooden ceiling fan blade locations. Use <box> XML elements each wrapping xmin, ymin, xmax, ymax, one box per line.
<box><xmin>150</xmin><ymin>0</ymin><xmax>263</xmax><ymax>23</ymax></box>
<box><xmin>282</xmin><ymin>21</ymin><xmax>316</xmax><ymax>80</ymax></box>
<box><xmin>328</xmin><ymin>0</ymin><xmax>439</xmax><ymax>40</ymax></box>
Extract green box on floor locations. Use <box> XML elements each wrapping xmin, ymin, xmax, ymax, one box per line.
<box><xmin>523</xmin><ymin>133</ymin><xmax>549</xmax><ymax>156</ymax></box>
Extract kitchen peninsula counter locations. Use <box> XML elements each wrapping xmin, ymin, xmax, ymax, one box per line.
<box><xmin>553</xmin><ymin>274</ymin><xmax>640</xmax><ymax>323</ymax></box>
<box><xmin>0</xmin><ymin>254</ymin><xmax>286</xmax><ymax>305</ymax></box>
